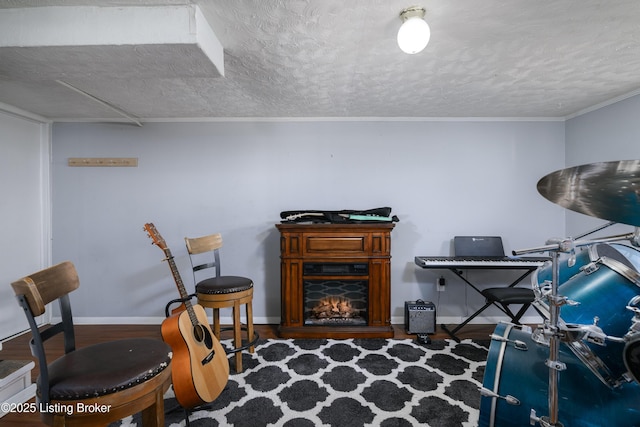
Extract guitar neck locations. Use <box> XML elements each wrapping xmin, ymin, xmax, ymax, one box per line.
<box><xmin>143</xmin><ymin>222</ymin><xmax>200</xmax><ymax>327</ymax></box>
<box><xmin>162</xmin><ymin>249</ymin><xmax>199</xmax><ymax>327</ymax></box>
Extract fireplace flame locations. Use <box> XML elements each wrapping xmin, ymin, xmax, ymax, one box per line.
<box><xmin>311</xmin><ymin>296</ymin><xmax>359</xmax><ymax>319</ymax></box>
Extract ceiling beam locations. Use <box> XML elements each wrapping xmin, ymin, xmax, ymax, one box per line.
<box><xmin>0</xmin><ymin>4</ymin><xmax>224</xmax><ymax>77</ymax></box>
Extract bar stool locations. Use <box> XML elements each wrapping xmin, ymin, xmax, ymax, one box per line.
<box><xmin>11</xmin><ymin>261</ymin><xmax>172</xmax><ymax>426</ymax></box>
<box><xmin>185</xmin><ymin>233</ymin><xmax>258</xmax><ymax>373</ymax></box>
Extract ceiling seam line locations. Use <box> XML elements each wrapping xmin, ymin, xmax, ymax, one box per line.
<box><xmin>55</xmin><ymin>80</ymin><xmax>143</xmax><ymax>127</ymax></box>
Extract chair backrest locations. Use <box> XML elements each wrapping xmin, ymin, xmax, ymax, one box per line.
<box><xmin>10</xmin><ymin>261</ymin><xmax>80</xmax><ymax>403</ymax></box>
<box><xmin>185</xmin><ymin>233</ymin><xmax>223</xmax><ymax>280</ymax></box>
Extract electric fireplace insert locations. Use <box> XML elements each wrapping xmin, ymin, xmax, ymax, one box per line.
<box><xmin>303</xmin><ymin>263</ymin><xmax>368</xmax><ymax>326</ymax></box>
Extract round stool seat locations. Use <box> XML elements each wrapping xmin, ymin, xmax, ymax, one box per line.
<box><xmin>44</xmin><ymin>338</ymin><xmax>171</xmax><ymax>400</ymax></box>
<box><xmin>196</xmin><ymin>276</ymin><xmax>253</xmax><ymax>295</ymax></box>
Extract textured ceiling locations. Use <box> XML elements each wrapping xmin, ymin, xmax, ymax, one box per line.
<box><xmin>1</xmin><ymin>0</ymin><xmax>640</xmax><ymax>122</ymax></box>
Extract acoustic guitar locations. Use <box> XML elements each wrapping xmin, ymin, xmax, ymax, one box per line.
<box><xmin>144</xmin><ymin>222</ymin><xmax>229</xmax><ymax>408</ymax></box>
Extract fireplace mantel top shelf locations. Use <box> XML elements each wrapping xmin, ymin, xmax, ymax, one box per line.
<box><xmin>276</xmin><ymin>222</ymin><xmax>394</xmax><ymax>339</ymax></box>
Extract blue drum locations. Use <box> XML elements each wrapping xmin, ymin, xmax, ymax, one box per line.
<box><xmin>532</xmin><ymin>243</ymin><xmax>636</xmax><ymax>295</ymax></box>
<box><xmin>480</xmin><ymin>323</ymin><xmax>640</xmax><ymax>427</ymax></box>
<box><xmin>624</xmin><ymin>333</ymin><xmax>640</xmax><ymax>383</ymax></box>
<box><xmin>532</xmin><ymin>243</ymin><xmax>640</xmax><ymax>387</ymax></box>
<box><xmin>555</xmin><ymin>246</ymin><xmax>640</xmax><ymax>387</ymax></box>
<box><xmin>610</xmin><ymin>243</ymin><xmax>640</xmax><ymax>272</ymax></box>
<box><xmin>532</xmin><ymin>246</ymin><xmax>594</xmax><ymax>290</ymax></box>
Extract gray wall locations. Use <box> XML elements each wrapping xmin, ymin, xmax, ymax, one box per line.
<box><xmin>52</xmin><ymin>119</ymin><xmax>566</xmax><ymax>323</ymax></box>
<box><xmin>565</xmin><ymin>95</ymin><xmax>640</xmax><ymax>239</ymax></box>
<box><xmin>0</xmin><ymin>112</ymin><xmax>50</xmax><ymax>340</ymax></box>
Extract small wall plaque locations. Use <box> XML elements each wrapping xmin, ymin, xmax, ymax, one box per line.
<box><xmin>68</xmin><ymin>158</ymin><xmax>138</xmax><ymax>167</ymax></box>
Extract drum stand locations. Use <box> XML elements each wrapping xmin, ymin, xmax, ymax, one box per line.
<box><xmin>514</xmin><ymin>226</ymin><xmax>639</xmax><ymax>427</ymax></box>
<box><xmin>527</xmin><ymin>242</ymin><xmax>567</xmax><ymax>427</ymax></box>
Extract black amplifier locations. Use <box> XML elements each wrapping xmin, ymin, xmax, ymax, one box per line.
<box><xmin>404</xmin><ymin>300</ymin><xmax>436</xmax><ymax>334</ymax></box>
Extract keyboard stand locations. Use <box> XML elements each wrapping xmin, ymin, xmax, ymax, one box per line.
<box><xmin>442</xmin><ymin>267</ymin><xmax>538</xmax><ymax>341</ymax></box>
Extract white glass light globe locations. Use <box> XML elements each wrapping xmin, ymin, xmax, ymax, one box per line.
<box><xmin>397</xmin><ymin>17</ymin><xmax>430</xmax><ymax>54</ymax></box>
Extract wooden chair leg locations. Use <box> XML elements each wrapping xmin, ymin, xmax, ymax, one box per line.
<box><xmin>53</xmin><ymin>415</ymin><xmax>65</xmax><ymax>427</ymax></box>
<box><xmin>233</xmin><ymin>302</ymin><xmax>242</xmax><ymax>372</ymax></box>
<box><xmin>212</xmin><ymin>307</ymin><xmax>221</xmax><ymax>339</ymax></box>
<box><xmin>246</xmin><ymin>301</ymin><xmax>255</xmax><ymax>354</ymax></box>
<box><xmin>141</xmin><ymin>387</ymin><xmax>165</xmax><ymax>427</ymax></box>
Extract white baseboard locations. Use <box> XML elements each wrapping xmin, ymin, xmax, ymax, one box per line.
<box><xmin>67</xmin><ymin>315</ymin><xmax>538</xmax><ymax>327</ymax></box>
<box><xmin>65</xmin><ymin>316</ymin><xmax>282</xmax><ymax>325</ymax></box>
<box><xmin>392</xmin><ymin>314</ymin><xmax>542</xmax><ymax>327</ymax></box>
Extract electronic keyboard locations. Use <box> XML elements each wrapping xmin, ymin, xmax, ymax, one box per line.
<box><xmin>414</xmin><ymin>256</ymin><xmax>549</xmax><ymax>269</ymax></box>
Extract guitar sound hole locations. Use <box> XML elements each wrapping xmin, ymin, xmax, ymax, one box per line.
<box><xmin>194</xmin><ymin>324</ymin><xmax>214</xmax><ymax>349</ymax></box>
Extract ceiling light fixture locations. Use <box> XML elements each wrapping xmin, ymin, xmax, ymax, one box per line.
<box><xmin>397</xmin><ymin>6</ymin><xmax>430</xmax><ymax>55</ymax></box>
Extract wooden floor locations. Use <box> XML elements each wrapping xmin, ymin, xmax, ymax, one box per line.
<box><xmin>1</xmin><ymin>323</ymin><xmax>494</xmax><ymax>426</ymax></box>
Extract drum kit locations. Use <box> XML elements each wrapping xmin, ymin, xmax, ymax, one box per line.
<box><xmin>479</xmin><ymin>160</ymin><xmax>640</xmax><ymax>427</ymax></box>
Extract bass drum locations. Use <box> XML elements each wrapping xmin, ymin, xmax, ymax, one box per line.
<box><xmin>480</xmin><ymin>323</ymin><xmax>640</xmax><ymax>427</ymax></box>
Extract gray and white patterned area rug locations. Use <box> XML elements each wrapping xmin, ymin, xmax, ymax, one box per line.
<box><xmin>116</xmin><ymin>338</ymin><xmax>489</xmax><ymax>427</ymax></box>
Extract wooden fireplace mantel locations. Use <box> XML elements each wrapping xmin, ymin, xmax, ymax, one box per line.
<box><xmin>276</xmin><ymin>223</ymin><xmax>395</xmax><ymax>339</ymax></box>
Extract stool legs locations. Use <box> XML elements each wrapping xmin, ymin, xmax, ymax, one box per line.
<box><xmin>212</xmin><ymin>308</ymin><xmax>221</xmax><ymax>338</ymax></box>
<box><xmin>230</xmin><ymin>299</ymin><xmax>256</xmax><ymax>372</ymax></box>
<box><xmin>141</xmin><ymin>384</ymin><xmax>166</xmax><ymax>427</ymax></box>
<box><xmin>198</xmin><ymin>288</ymin><xmax>257</xmax><ymax>373</ymax></box>
<box><xmin>246</xmin><ymin>301</ymin><xmax>255</xmax><ymax>354</ymax></box>
<box><xmin>233</xmin><ymin>302</ymin><xmax>243</xmax><ymax>372</ymax></box>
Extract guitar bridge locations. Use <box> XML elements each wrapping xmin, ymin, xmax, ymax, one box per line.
<box><xmin>202</xmin><ymin>349</ymin><xmax>216</xmax><ymax>365</ymax></box>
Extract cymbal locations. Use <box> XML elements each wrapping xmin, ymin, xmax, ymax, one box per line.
<box><xmin>537</xmin><ymin>160</ymin><xmax>640</xmax><ymax>227</ymax></box>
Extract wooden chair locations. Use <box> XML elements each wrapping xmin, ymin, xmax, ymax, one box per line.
<box><xmin>10</xmin><ymin>261</ymin><xmax>172</xmax><ymax>427</ymax></box>
<box><xmin>185</xmin><ymin>233</ymin><xmax>258</xmax><ymax>373</ymax></box>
